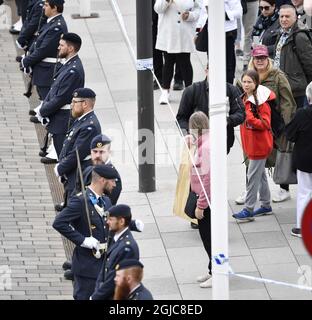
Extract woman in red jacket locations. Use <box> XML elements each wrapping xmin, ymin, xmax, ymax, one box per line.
<box><xmin>233</xmin><ymin>70</ymin><xmax>275</xmax><ymax>221</ymax></box>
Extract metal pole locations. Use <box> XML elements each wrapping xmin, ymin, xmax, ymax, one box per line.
<box><xmin>209</xmin><ymin>0</ymin><xmax>229</xmax><ymax>299</ymax></box>
<box><xmin>136</xmin><ymin>0</ymin><xmax>156</xmax><ymax>193</ymax></box>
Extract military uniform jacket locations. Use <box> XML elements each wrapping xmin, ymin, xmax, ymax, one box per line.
<box><xmin>40</xmin><ymin>55</ymin><xmax>85</xmax><ymax>135</ymax></box>
<box><xmin>17</xmin><ymin>0</ymin><xmax>46</xmax><ymax>50</ymax></box>
<box><xmin>23</xmin><ymin>14</ymin><xmax>67</xmax><ymax>87</ymax></box>
<box><xmin>53</xmin><ymin>188</ymin><xmax>112</xmax><ymax>279</ymax></box>
<box><xmin>57</xmin><ymin>111</ymin><xmax>101</xmax><ymax>191</ymax></box>
<box><xmin>92</xmin><ymin>229</ymin><xmax>139</xmax><ymax>300</ymax></box>
<box><xmin>128</xmin><ymin>284</ymin><xmax>154</xmax><ymax>300</ymax></box>
<box><xmin>74</xmin><ymin>161</ymin><xmax>122</xmax><ymax>205</ymax></box>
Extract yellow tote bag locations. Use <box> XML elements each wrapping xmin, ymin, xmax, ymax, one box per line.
<box><xmin>173</xmin><ymin>144</ymin><xmax>198</xmax><ymax>224</ymax></box>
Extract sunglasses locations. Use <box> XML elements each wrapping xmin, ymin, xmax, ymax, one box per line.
<box><xmin>259</xmin><ymin>5</ymin><xmax>271</xmax><ymax>11</ymax></box>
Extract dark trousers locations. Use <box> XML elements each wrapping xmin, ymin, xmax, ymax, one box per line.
<box><xmin>153</xmin><ymin>21</ymin><xmax>163</xmax><ymax>83</ymax></box>
<box><xmin>36</xmin><ymin>86</ymin><xmax>50</xmax><ymax>101</ymax></box>
<box><xmin>53</xmin><ymin>133</ymin><xmax>66</xmax><ymax>158</ymax></box>
<box><xmin>198</xmin><ymin>207</ymin><xmax>212</xmax><ymax>275</ymax></box>
<box><xmin>162</xmin><ymin>52</ymin><xmax>193</xmax><ymax>89</ymax></box>
<box><xmin>73</xmin><ymin>275</ymin><xmax>96</xmax><ymax>300</ymax></box>
<box><xmin>226</xmin><ymin>29</ymin><xmax>237</xmax><ymax>84</ymax></box>
<box><xmin>15</xmin><ymin>0</ymin><xmax>27</xmax><ymax>20</ymax></box>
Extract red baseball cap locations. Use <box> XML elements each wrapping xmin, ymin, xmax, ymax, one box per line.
<box><xmin>251</xmin><ymin>45</ymin><xmax>269</xmax><ymax>57</ymax></box>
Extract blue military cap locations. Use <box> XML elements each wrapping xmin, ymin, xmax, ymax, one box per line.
<box><xmin>108</xmin><ymin>204</ymin><xmax>131</xmax><ymax>218</ymax></box>
<box><xmin>90</xmin><ymin>134</ymin><xmax>111</xmax><ymax>149</ymax></box>
<box><xmin>115</xmin><ymin>259</ymin><xmax>144</xmax><ymax>271</ymax></box>
<box><xmin>61</xmin><ymin>33</ymin><xmax>82</xmax><ymax>46</ymax></box>
<box><xmin>93</xmin><ymin>164</ymin><xmax>119</xmax><ymax>180</ymax></box>
<box><xmin>73</xmin><ymin>88</ymin><xmax>96</xmax><ymax>99</ymax></box>
<box><xmin>47</xmin><ymin>0</ymin><xmax>65</xmax><ymax>5</ymax></box>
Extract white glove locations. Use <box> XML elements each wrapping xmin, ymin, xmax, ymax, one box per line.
<box><xmin>135</xmin><ymin>219</ymin><xmax>144</xmax><ymax>232</ymax></box>
<box><xmin>81</xmin><ymin>236</ymin><xmax>100</xmax><ymax>250</ymax></box>
<box><xmin>54</xmin><ymin>164</ymin><xmax>60</xmax><ymax>177</ymax></box>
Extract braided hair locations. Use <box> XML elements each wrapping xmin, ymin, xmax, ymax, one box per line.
<box><xmin>242</xmin><ymin>69</ymin><xmax>260</xmax><ymax>119</ymax></box>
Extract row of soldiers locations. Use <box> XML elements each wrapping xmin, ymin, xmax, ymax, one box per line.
<box><xmin>14</xmin><ymin>0</ymin><xmax>153</xmax><ymax>300</ymax></box>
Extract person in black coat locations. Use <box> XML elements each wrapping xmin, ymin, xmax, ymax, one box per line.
<box><xmin>20</xmin><ymin>0</ymin><xmax>67</xmax><ymax>100</ymax></box>
<box><xmin>91</xmin><ymin>205</ymin><xmax>140</xmax><ymax>300</ymax></box>
<box><xmin>74</xmin><ymin>134</ymin><xmax>122</xmax><ymax>205</ymax></box>
<box><xmin>16</xmin><ymin>0</ymin><xmax>47</xmax><ymax>51</ymax></box>
<box><xmin>53</xmin><ymin>165</ymin><xmax>119</xmax><ymax>300</ymax></box>
<box><xmin>54</xmin><ymin>88</ymin><xmax>101</xmax><ymax>204</ymax></box>
<box><xmin>114</xmin><ymin>259</ymin><xmax>153</xmax><ymax>300</ymax></box>
<box><xmin>285</xmin><ymin>82</ymin><xmax>312</xmax><ymax>238</ymax></box>
<box><xmin>176</xmin><ymin>69</ymin><xmax>245</xmax><ymax>154</ymax></box>
<box><xmin>251</xmin><ymin>0</ymin><xmax>281</xmax><ymax>58</ymax></box>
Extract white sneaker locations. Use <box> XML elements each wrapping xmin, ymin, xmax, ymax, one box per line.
<box><xmin>196</xmin><ymin>274</ymin><xmax>211</xmax><ymax>283</ymax></box>
<box><xmin>235</xmin><ymin>190</ymin><xmax>247</xmax><ymax>205</ymax></box>
<box><xmin>199</xmin><ymin>277</ymin><xmax>212</xmax><ymax>288</ymax></box>
<box><xmin>272</xmin><ymin>188</ymin><xmax>291</xmax><ymax>203</ymax></box>
<box><xmin>159</xmin><ymin>90</ymin><xmax>169</xmax><ymax>105</ymax></box>
<box><xmin>13</xmin><ymin>17</ymin><xmax>23</xmax><ymax>32</ymax></box>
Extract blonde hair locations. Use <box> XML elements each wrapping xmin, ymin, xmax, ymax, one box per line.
<box><xmin>248</xmin><ymin>57</ymin><xmax>274</xmax><ymax>81</ymax></box>
<box><xmin>189</xmin><ymin>111</ymin><xmax>209</xmax><ymax>136</ymax></box>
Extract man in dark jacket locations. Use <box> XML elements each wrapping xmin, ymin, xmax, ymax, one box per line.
<box><xmin>176</xmin><ymin>71</ymin><xmax>245</xmax><ymax>154</ymax></box>
<box><xmin>273</xmin><ymin>5</ymin><xmax>312</xmax><ymax>108</ymax></box>
<box><xmin>285</xmin><ymin>82</ymin><xmax>312</xmax><ymax>238</ymax></box>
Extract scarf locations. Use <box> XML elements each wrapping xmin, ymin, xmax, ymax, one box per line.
<box><xmin>252</xmin><ymin>10</ymin><xmax>279</xmax><ymax>37</ymax></box>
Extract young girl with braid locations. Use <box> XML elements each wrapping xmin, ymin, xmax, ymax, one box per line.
<box><xmin>233</xmin><ymin>70</ymin><xmax>275</xmax><ymax>221</ymax></box>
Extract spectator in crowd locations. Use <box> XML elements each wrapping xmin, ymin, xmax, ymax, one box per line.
<box><xmin>154</xmin><ymin>0</ymin><xmax>201</xmax><ymax>105</ymax></box>
<box><xmin>233</xmin><ymin>70</ymin><xmax>274</xmax><ymax>221</ymax></box>
<box><xmin>188</xmin><ymin>111</ymin><xmax>212</xmax><ymax>288</ymax></box>
<box><xmin>177</xmin><ymin>66</ymin><xmax>245</xmax><ymax>155</ymax></box>
<box><xmin>292</xmin><ymin>0</ymin><xmax>311</xmax><ymax>26</ymax></box>
<box><xmin>276</xmin><ymin>0</ymin><xmax>292</xmax><ymax>8</ymax></box>
<box><xmin>285</xmin><ymin>81</ymin><xmax>312</xmax><ymax>238</ymax></box>
<box><xmin>242</xmin><ymin>0</ymin><xmax>259</xmax><ymax>71</ymax></box>
<box><xmin>252</xmin><ymin>0</ymin><xmax>281</xmax><ymax>58</ymax></box>
<box><xmin>9</xmin><ymin>0</ymin><xmax>27</xmax><ymax>34</ymax></box>
<box><xmin>273</xmin><ymin>4</ymin><xmax>312</xmax><ymax>109</ymax></box>
<box><xmin>235</xmin><ymin>45</ymin><xmax>296</xmax><ymax>204</ymax></box>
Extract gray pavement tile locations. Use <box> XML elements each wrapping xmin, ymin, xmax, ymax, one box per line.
<box><xmin>136</xmin><ymin>239</ymin><xmax>166</xmax><ymax>258</ymax></box>
<box><xmin>156</xmin><ymin>216</ymin><xmax>192</xmax><ymax>233</ymax></box>
<box><xmin>143</xmin><ymin>277</ymin><xmax>180</xmax><ymax>297</ymax></box>
<box><xmin>288</xmin><ymin>239</ymin><xmax>309</xmax><ymax>256</ymax></box>
<box><xmin>229</xmin><ymin>272</ymin><xmax>266</xmax><ymax>291</ymax></box>
<box><xmin>230</xmin><ymin>288</ymin><xmax>270</xmax><ymax>300</ymax></box>
<box><xmin>229</xmin><ymin>256</ymin><xmax>258</xmax><ymax>273</ymax></box>
<box><xmin>244</xmin><ymin>231</ymin><xmax>288</xmax><ymax>249</ymax></box>
<box><xmin>166</xmin><ymin>246</ymin><xmax>209</xmax><ymax>284</ymax></box>
<box><xmin>179</xmin><ymin>283</ymin><xmax>212</xmax><ymax>300</ymax></box>
<box><xmin>238</xmin><ymin>215</ymin><xmax>281</xmax><ymax>233</ymax></box>
<box><xmin>258</xmin><ymin>263</ymin><xmax>312</xmax><ymax>300</ymax></box>
<box><xmin>295</xmin><ymin>255</ymin><xmax>312</xmax><ymax>269</ymax></box>
<box><xmin>274</xmin><ymin>208</ymin><xmax>296</xmax><ymax>224</ymax></box>
<box><xmin>229</xmin><ymin>236</ymin><xmax>251</xmax><ymax>257</ymax></box>
<box><xmin>251</xmin><ymin>247</ymin><xmax>297</xmax><ymax>266</ymax></box>
<box><xmin>132</xmin><ymin>223</ymin><xmax>160</xmax><ymax>241</ymax></box>
<box><xmin>161</xmin><ymin>231</ymin><xmax>201</xmax><ymax>249</ymax></box>
<box><xmin>141</xmin><ymin>256</ymin><xmax>174</xmax><ymax>280</ymax></box>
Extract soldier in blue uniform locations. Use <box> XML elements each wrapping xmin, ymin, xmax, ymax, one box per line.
<box><xmin>91</xmin><ymin>204</ymin><xmax>140</xmax><ymax>300</ymax></box>
<box><xmin>36</xmin><ymin>33</ymin><xmax>85</xmax><ymax>160</ymax></box>
<box><xmin>16</xmin><ymin>0</ymin><xmax>46</xmax><ymax>51</ymax></box>
<box><xmin>114</xmin><ymin>259</ymin><xmax>153</xmax><ymax>300</ymax></box>
<box><xmin>53</xmin><ymin>165</ymin><xmax>118</xmax><ymax>300</ymax></box>
<box><xmin>54</xmin><ymin>88</ymin><xmax>101</xmax><ymax>206</ymax></box>
<box><xmin>20</xmin><ymin>0</ymin><xmax>67</xmax><ymax>100</ymax></box>
<box><xmin>73</xmin><ymin>134</ymin><xmax>122</xmax><ymax>205</ymax></box>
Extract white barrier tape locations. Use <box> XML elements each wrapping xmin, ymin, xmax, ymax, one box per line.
<box><xmin>136</xmin><ymin>58</ymin><xmax>153</xmax><ymax>71</ymax></box>
<box><xmin>109</xmin><ymin>0</ymin><xmax>211</xmax><ymax>207</ymax></box>
<box><xmin>214</xmin><ymin>265</ymin><xmax>312</xmax><ymax>292</ymax></box>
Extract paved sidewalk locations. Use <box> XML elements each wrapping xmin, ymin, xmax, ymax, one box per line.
<box><xmin>0</xmin><ymin>31</ymin><xmax>72</xmax><ymax>300</ymax></box>
<box><xmin>1</xmin><ymin>0</ymin><xmax>312</xmax><ymax>300</ymax></box>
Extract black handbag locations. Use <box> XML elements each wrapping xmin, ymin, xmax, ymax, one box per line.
<box><xmin>195</xmin><ymin>19</ymin><xmax>208</xmax><ymax>53</ymax></box>
<box><xmin>184</xmin><ymin>191</ymin><xmax>199</xmax><ymax>219</ymax></box>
